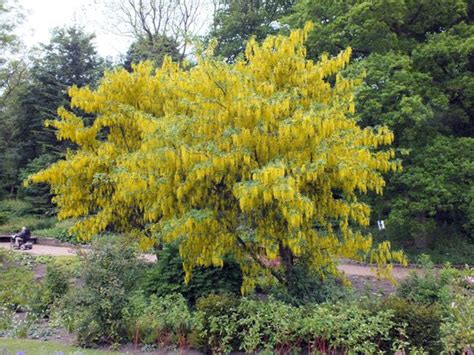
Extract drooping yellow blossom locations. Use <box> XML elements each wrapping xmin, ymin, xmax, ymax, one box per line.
<box><xmin>28</xmin><ymin>24</ymin><xmax>406</xmax><ymax>293</ymax></box>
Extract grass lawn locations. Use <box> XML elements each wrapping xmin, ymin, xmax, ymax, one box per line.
<box><xmin>0</xmin><ymin>338</ymin><xmax>117</xmax><ymax>354</ymax></box>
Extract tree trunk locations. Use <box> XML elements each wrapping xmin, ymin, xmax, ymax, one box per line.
<box><xmin>413</xmin><ymin>214</ymin><xmax>431</xmax><ymax>249</ymax></box>
<box><xmin>279</xmin><ymin>243</ymin><xmax>295</xmax><ymax>286</ymax></box>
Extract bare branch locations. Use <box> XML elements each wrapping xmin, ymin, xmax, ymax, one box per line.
<box><xmin>97</xmin><ymin>0</ymin><xmax>213</xmax><ymax>59</ymax></box>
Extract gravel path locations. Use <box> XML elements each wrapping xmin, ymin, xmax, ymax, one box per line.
<box><xmin>0</xmin><ymin>243</ymin><xmax>414</xmax><ymax>280</ymax></box>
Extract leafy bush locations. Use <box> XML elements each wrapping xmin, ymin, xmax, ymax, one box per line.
<box><xmin>0</xmin><ymin>215</ymin><xmax>55</xmax><ymax>233</ymax></box>
<box><xmin>125</xmin><ymin>293</ymin><xmax>193</xmax><ymax>349</ymax></box>
<box><xmin>300</xmin><ymin>303</ymin><xmax>395</xmax><ymax>354</ymax></box>
<box><xmin>193</xmin><ymin>295</ymin><xmax>398</xmax><ymax>354</ymax></box>
<box><xmin>265</xmin><ymin>262</ymin><xmax>349</xmax><ymax>305</ymax></box>
<box><xmin>58</xmin><ymin>237</ymin><xmax>145</xmax><ymax>347</ymax></box>
<box><xmin>380</xmin><ymin>297</ymin><xmax>442</xmax><ymax>353</ymax></box>
<box><xmin>0</xmin><ymin>199</ymin><xmax>34</xmax><ymax>218</ymax></box>
<box><xmin>34</xmin><ymin>219</ymin><xmax>81</xmax><ymax>243</ymax></box>
<box><xmin>141</xmin><ymin>244</ymin><xmax>242</xmax><ymax>304</ymax></box>
<box><xmin>192</xmin><ymin>293</ymin><xmax>240</xmax><ymax>353</ymax></box>
<box><xmin>397</xmin><ymin>255</ymin><xmax>453</xmax><ymax>305</ymax></box>
<box><xmin>439</xmin><ymin>267</ymin><xmax>474</xmax><ymax>354</ymax></box>
<box><xmin>0</xmin><ymin>306</ymin><xmax>15</xmax><ymax>333</ymax></box>
<box><xmin>0</xmin><ymin>258</ymin><xmax>37</xmax><ymax>311</ymax></box>
<box><xmin>441</xmin><ymin>293</ymin><xmax>474</xmax><ymax>354</ymax></box>
<box><xmin>0</xmin><ymin>198</ymin><xmax>56</xmax><ymax>233</ymax></box>
<box><xmin>0</xmin><ymin>211</ymin><xmax>8</xmax><ymax>225</ymax></box>
<box><xmin>31</xmin><ymin>262</ymin><xmax>71</xmax><ymax>316</ymax></box>
<box><xmin>237</xmin><ymin>298</ymin><xmax>302</xmax><ymax>353</ymax></box>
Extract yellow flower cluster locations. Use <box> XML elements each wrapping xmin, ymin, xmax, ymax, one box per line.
<box><xmin>28</xmin><ymin>24</ymin><xmax>406</xmax><ymax>293</ymax></box>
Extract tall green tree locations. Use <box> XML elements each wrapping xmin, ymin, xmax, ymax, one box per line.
<box><xmin>209</xmin><ymin>0</ymin><xmax>295</xmax><ymax>62</ymax></box>
<box><xmin>0</xmin><ymin>0</ymin><xmax>25</xmax><ymax>198</ymax></box>
<box><xmin>388</xmin><ymin>136</ymin><xmax>474</xmax><ymax>243</ymax></box>
<box><xmin>123</xmin><ymin>34</ymin><xmax>181</xmax><ymax>70</ymax></box>
<box><xmin>1</xmin><ymin>27</ymin><xmax>105</xmax><ymax>209</ymax></box>
<box><xmin>286</xmin><ymin>0</ymin><xmax>468</xmax><ymax>59</ymax></box>
<box><xmin>285</xmin><ymin>0</ymin><xmax>474</xmax><ymax>247</ymax></box>
<box><xmin>0</xmin><ymin>0</ymin><xmax>23</xmax><ymax>92</ymax></box>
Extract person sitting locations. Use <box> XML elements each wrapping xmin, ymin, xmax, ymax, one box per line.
<box><xmin>12</xmin><ymin>226</ymin><xmax>31</xmax><ymax>249</ymax></box>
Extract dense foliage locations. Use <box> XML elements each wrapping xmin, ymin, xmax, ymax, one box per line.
<box><xmin>0</xmin><ymin>26</ymin><xmax>105</xmax><ymax>214</ymax></box>
<box><xmin>209</xmin><ymin>0</ymin><xmax>295</xmax><ymax>62</ymax></box>
<box><xmin>1</xmin><ymin>240</ymin><xmax>472</xmax><ymax>353</ymax></box>
<box><xmin>141</xmin><ymin>244</ymin><xmax>242</xmax><ymax>304</ymax></box>
<box><xmin>29</xmin><ymin>26</ymin><xmax>405</xmax><ymax>291</ymax></box>
<box><xmin>284</xmin><ymin>0</ymin><xmax>474</xmax><ymax>249</ymax></box>
<box><xmin>0</xmin><ymin>0</ymin><xmax>472</xmax><ymax>265</ymax></box>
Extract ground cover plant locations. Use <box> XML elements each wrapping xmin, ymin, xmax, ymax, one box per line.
<box><xmin>0</xmin><ymin>338</ymin><xmax>121</xmax><ymax>354</ymax></box>
<box><xmin>1</xmin><ymin>238</ymin><xmax>473</xmax><ymax>353</ymax></box>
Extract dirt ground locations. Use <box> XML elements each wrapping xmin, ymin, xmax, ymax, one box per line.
<box><xmin>0</xmin><ymin>242</ymin><xmax>416</xmax><ymax>284</ymax></box>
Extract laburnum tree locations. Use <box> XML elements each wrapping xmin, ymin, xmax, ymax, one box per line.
<box><xmin>29</xmin><ymin>25</ymin><xmax>405</xmax><ymax>292</ymax></box>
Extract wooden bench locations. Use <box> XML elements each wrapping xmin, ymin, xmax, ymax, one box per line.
<box><xmin>0</xmin><ymin>235</ymin><xmax>38</xmax><ymax>244</ymax></box>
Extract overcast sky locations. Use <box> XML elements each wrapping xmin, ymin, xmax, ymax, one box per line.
<box><xmin>15</xmin><ymin>0</ymin><xmax>213</xmax><ymax>60</ymax></box>
<box><xmin>16</xmin><ymin>0</ymin><xmax>131</xmax><ymax>59</ymax></box>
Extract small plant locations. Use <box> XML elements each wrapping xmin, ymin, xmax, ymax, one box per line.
<box><xmin>379</xmin><ymin>297</ymin><xmax>442</xmax><ymax>353</ymax></box>
<box><xmin>0</xmin><ymin>261</ymin><xmax>37</xmax><ymax>311</ymax></box>
<box><xmin>0</xmin><ymin>306</ymin><xmax>14</xmax><ymax>333</ymax></box>
<box><xmin>192</xmin><ymin>293</ymin><xmax>240</xmax><ymax>353</ymax></box>
<box><xmin>31</xmin><ymin>262</ymin><xmax>71</xmax><ymax>316</ymax></box>
<box><xmin>237</xmin><ymin>297</ymin><xmax>302</xmax><ymax>353</ymax></box>
<box><xmin>126</xmin><ymin>293</ymin><xmax>193</xmax><ymax>349</ymax></box>
<box><xmin>300</xmin><ymin>302</ymin><xmax>395</xmax><ymax>354</ymax></box>
<box><xmin>397</xmin><ymin>254</ymin><xmax>451</xmax><ymax>305</ymax></box>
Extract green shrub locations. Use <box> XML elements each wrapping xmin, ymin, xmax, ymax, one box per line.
<box><xmin>192</xmin><ymin>293</ymin><xmax>240</xmax><ymax>353</ymax></box>
<box><xmin>193</xmin><ymin>295</ymin><xmax>398</xmax><ymax>354</ymax></box>
<box><xmin>397</xmin><ymin>255</ymin><xmax>454</xmax><ymax>305</ymax></box>
<box><xmin>439</xmin><ymin>267</ymin><xmax>474</xmax><ymax>354</ymax></box>
<box><xmin>125</xmin><ymin>293</ymin><xmax>193</xmax><ymax>349</ymax></box>
<box><xmin>0</xmin><ymin>199</ymin><xmax>34</xmax><ymax>218</ymax></box>
<box><xmin>265</xmin><ymin>262</ymin><xmax>349</xmax><ymax>305</ymax></box>
<box><xmin>299</xmin><ymin>302</ymin><xmax>395</xmax><ymax>354</ymax></box>
<box><xmin>380</xmin><ymin>297</ymin><xmax>442</xmax><ymax>354</ymax></box>
<box><xmin>31</xmin><ymin>262</ymin><xmax>71</xmax><ymax>316</ymax></box>
<box><xmin>34</xmin><ymin>219</ymin><xmax>82</xmax><ymax>243</ymax></box>
<box><xmin>441</xmin><ymin>292</ymin><xmax>474</xmax><ymax>354</ymax></box>
<box><xmin>58</xmin><ymin>237</ymin><xmax>145</xmax><ymax>347</ymax></box>
<box><xmin>0</xmin><ymin>215</ymin><xmax>55</xmax><ymax>233</ymax></box>
<box><xmin>0</xmin><ymin>261</ymin><xmax>37</xmax><ymax>311</ymax></box>
<box><xmin>0</xmin><ymin>211</ymin><xmax>8</xmax><ymax>224</ymax></box>
<box><xmin>0</xmin><ymin>306</ymin><xmax>14</xmax><ymax>333</ymax></box>
<box><xmin>141</xmin><ymin>244</ymin><xmax>242</xmax><ymax>304</ymax></box>
<box><xmin>237</xmin><ymin>297</ymin><xmax>302</xmax><ymax>353</ymax></box>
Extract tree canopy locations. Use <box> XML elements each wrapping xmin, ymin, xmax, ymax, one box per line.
<box><xmin>29</xmin><ymin>25</ymin><xmax>405</xmax><ymax>291</ymax></box>
<box><xmin>283</xmin><ymin>0</ymin><xmax>474</xmax><ymax>247</ymax></box>
<box><xmin>0</xmin><ymin>26</ymin><xmax>105</xmax><ymax>207</ymax></box>
<box><xmin>209</xmin><ymin>0</ymin><xmax>295</xmax><ymax>62</ymax></box>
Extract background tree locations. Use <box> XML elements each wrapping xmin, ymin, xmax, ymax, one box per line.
<box><xmin>286</xmin><ymin>0</ymin><xmax>468</xmax><ymax>59</ymax></box>
<box><xmin>387</xmin><ymin>136</ymin><xmax>474</xmax><ymax>245</ymax></box>
<box><xmin>123</xmin><ymin>34</ymin><xmax>180</xmax><ymax>70</ymax></box>
<box><xmin>0</xmin><ymin>0</ymin><xmax>24</xmax><ymax>96</ymax></box>
<box><xmin>0</xmin><ymin>0</ymin><xmax>26</xmax><ymax>198</ymax></box>
<box><xmin>285</xmin><ymin>0</ymin><xmax>474</xmax><ymax>250</ymax></box>
<box><xmin>0</xmin><ymin>27</ymin><xmax>105</xmax><ymax>210</ymax></box>
<box><xmin>209</xmin><ymin>0</ymin><xmax>295</xmax><ymax>62</ymax></box>
<box><xmin>99</xmin><ymin>0</ymin><xmax>207</xmax><ymax>61</ymax></box>
<box><xmin>30</xmin><ymin>27</ymin><xmax>405</xmax><ymax>292</ymax></box>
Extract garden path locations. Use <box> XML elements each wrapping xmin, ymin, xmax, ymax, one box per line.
<box><xmin>0</xmin><ymin>243</ymin><xmax>414</xmax><ymax>279</ymax></box>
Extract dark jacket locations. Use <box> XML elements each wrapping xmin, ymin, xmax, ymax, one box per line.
<box><xmin>15</xmin><ymin>228</ymin><xmax>31</xmax><ymax>241</ymax></box>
